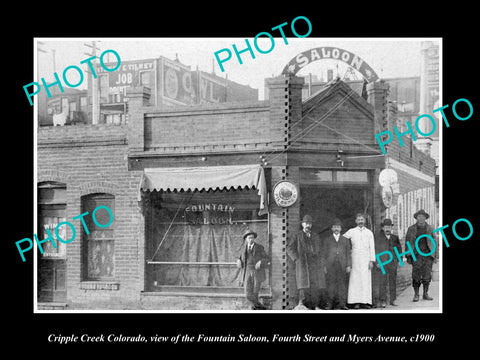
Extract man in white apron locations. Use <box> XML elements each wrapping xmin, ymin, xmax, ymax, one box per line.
<box><xmin>343</xmin><ymin>213</ymin><xmax>376</xmax><ymax>309</ymax></box>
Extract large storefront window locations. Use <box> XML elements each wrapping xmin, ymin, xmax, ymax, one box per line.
<box><xmin>146</xmin><ymin>188</ymin><xmax>268</xmax><ymax>292</ymax></box>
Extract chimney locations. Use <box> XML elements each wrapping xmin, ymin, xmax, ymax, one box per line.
<box><xmin>126</xmin><ymin>86</ymin><xmax>151</xmax><ymax>152</ymax></box>
<box><xmin>367</xmin><ymin>80</ymin><xmax>389</xmax><ymax>136</ymax></box>
<box><xmin>265</xmin><ymin>75</ymin><xmax>305</xmax><ymax>151</ymax></box>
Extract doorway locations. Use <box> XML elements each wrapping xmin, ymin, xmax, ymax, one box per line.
<box><xmin>300</xmin><ymin>185</ymin><xmax>374</xmax><ymax>238</ymax></box>
<box><xmin>37</xmin><ymin>182</ymin><xmax>67</xmax><ymax>303</ymax></box>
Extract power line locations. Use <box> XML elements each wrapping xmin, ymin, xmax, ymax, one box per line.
<box><xmin>317</xmin><ymin>121</ymin><xmax>382</xmax><ymax>154</ymax></box>
<box><xmin>263</xmin><ymin>87</ymin><xmax>358</xmax><ymax>164</ymax></box>
<box><xmin>257</xmin><ymin>80</ymin><xmax>336</xmax><ymax>164</ymax></box>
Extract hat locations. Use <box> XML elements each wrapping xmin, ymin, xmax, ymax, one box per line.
<box><xmin>243</xmin><ymin>229</ymin><xmax>257</xmax><ymax>240</ymax></box>
<box><xmin>301</xmin><ymin>215</ymin><xmax>313</xmax><ymax>223</ymax></box>
<box><xmin>381</xmin><ymin>218</ymin><xmax>394</xmax><ymax>226</ymax></box>
<box><xmin>331</xmin><ymin>218</ymin><xmax>342</xmax><ymax>226</ymax></box>
<box><xmin>414</xmin><ymin>209</ymin><xmax>430</xmax><ymax>219</ymax></box>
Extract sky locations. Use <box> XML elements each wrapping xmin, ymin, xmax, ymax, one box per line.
<box><xmin>36</xmin><ymin>38</ymin><xmax>440</xmax><ymax>100</ymax></box>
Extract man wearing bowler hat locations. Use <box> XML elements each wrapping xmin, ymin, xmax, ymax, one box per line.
<box><xmin>323</xmin><ymin>218</ymin><xmax>351</xmax><ymax>310</ymax></box>
<box><xmin>405</xmin><ymin>209</ymin><xmax>438</xmax><ymax>302</ymax></box>
<box><xmin>373</xmin><ymin>218</ymin><xmax>402</xmax><ymax>307</ymax></box>
<box><xmin>287</xmin><ymin>214</ymin><xmax>326</xmax><ymax>310</ymax></box>
<box><xmin>237</xmin><ymin>228</ymin><xmax>270</xmax><ymax>310</ymax></box>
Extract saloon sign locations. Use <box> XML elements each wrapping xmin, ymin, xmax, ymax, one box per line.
<box><xmin>282</xmin><ymin>47</ymin><xmax>379</xmax><ymax>82</ymax></box>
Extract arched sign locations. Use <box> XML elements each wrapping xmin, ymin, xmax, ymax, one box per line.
<box><xmin>282</xmin><ymin>47</ymin><xmax>379</xmax><ymax>82</ymax></box>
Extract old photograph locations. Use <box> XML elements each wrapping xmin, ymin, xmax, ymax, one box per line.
<box><xmin>33</xmin><ymin>37</ymin><xmax>441</xmax><ymax>312</ymax></box>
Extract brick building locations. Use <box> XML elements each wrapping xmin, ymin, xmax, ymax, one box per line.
<box><xmin>36</xmin><ymin>75</ymin><xmax>437</xmax><ymax>310</ymax></box>
<box><xmin>91</xmin><ymin>55</ymin><xmax>258</xmax><ymax>125</ymax></box>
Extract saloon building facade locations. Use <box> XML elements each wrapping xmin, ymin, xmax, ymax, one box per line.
<box><xmin>37</xmin><ymin>73</ymin><xmax>437</xmax><ymax>310</ymax></box>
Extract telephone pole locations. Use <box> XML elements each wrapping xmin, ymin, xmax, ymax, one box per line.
<box><xmin>84</xmin><ymin>41</ymin><xmax>101</xmax><ymax>124</ymax></box>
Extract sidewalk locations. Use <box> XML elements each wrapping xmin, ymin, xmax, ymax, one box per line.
<box><xmin>377</xmin><ymin>280</ymin><xmax>440</xmax><ymax>311</ymax></box>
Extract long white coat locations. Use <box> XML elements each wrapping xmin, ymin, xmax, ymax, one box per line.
<box><xmin>343</xmin><ymin>226</ymin><xmax>376</xmax><ymax>304</ymax></box>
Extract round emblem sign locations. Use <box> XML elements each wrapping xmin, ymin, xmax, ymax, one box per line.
<box><xmin>381</xmin><ymin>186</ymin><xmax>393</xmax><ymax>208</ymax></box>
<box><xmin>379</xmin><ymin>169</ymin><xmax>398</xmax><ymax>187</ymax></box>
<box><xmin>273</xmin><ymin>181</ymin><xmax>298</xmax><ymax>207</ymax></box>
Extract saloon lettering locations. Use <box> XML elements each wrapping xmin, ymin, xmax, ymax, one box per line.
<box><xmin>281</xmin><ymin>47</ymin><xmax>379</xmax><ymax>82</ymax></box>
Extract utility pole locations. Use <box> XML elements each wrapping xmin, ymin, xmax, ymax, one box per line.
<box><xmin>84</xmin><ymin>41</ymin><xmax>101</xmax><ymax>124</ymax></box>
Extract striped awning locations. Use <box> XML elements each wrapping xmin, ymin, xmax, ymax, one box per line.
<box><xmin>138</xmin><ymin>164</ymin><xmax>267</xmax><ymax>215</ymax></box>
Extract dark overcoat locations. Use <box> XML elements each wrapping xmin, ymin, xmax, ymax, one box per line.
<box><xmin>405</xmin><ymin>223</ymin><xmax>438</xmax><ymax>260</ymax></box>
<box><xmin>374</xmin><ymin>230</ymin><xmax>402</xmax><ymax>269</ymax></box>
<box><xmin>287</xmin><ymin>231</ymin><xmax>326</xmax><ymax>290</ymax></box>
<box><xmin>237</xmin><ymin>242</ymin><xmax>269</xmax><ymax>286</ymax></box>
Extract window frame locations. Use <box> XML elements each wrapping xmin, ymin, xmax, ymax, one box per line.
<box><xmin>145</xmin><ymin>188</ymin><xmax>271</xmax><ymax>294</ymax></box>
<box><xmin>81</xmin><ymin>193</ymin><xmax>115</xmax><ymax>281</ymax></box>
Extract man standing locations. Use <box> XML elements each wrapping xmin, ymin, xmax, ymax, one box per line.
<box><xmin>237</xmin><ymin>229</ymin><xmax>270</xmax><ymax>310</ymax></box>
<box><xmin>323</xmin><ymin>218</ymin><xmax>351</xmax><ymax>310</ymax></box>
<box><xmin>287</xmin><ymin>214</ymin><xmax>326</xmax><ymax>310</ymax></box>
<box><xmin>373</xmin><ymin>218</ymin><xmax>402</xmax><ymax>308</ymax></box>
<box><xmin>405</xmin><ymin>209</ymin><xmax>438</xmax><ymax>302</ymax></box>
<box><xmin>343</xmin><ymin>213</ymin><xmax>376</xmax><ymax>309</ymax></box>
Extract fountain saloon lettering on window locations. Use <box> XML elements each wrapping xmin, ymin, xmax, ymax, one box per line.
<box><xmin>184</xmin><ymin>203</ymin><xmax>235</xmax><ymax>225</ymax></box>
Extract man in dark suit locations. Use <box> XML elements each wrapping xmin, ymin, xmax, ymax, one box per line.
<box><xmin>287</xmin><ymin>214</ymin><xmax>326</xmax><ymax>310</ymax></box>
<box><xmin>373</xmin><ymin>218</ymin><xmax>402</xmax><ymax>307</ymax></box>
<box><xmin>237</xmin><ymin>229</ymin><xmax>270</xmax><ymax>310</ymax></box>
<box><xmin>323</xmin><ymin>218</ymin><xmax>351</xmax><ymax>310</ymax></box>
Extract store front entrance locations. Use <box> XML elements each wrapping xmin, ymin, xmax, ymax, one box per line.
<box><xmin>299</xmin><ymin>169</ymin><xmax>374</xmax><ymax>237</ymax></box>
<box><xmin>37</xmin><ymin>182</ymin><xmax>67</xmax><ymax>303</ymax></box>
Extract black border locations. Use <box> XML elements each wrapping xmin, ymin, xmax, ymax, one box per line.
<box><xmin>7</xmin><ymin>7</ymin><xmax>477</xmax><ymax>353</ymax></box>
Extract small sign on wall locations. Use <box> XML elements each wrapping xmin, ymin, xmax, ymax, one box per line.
<box><xmin>272</xmin><ymin>181</ymin><xmax>299</xmax><ymax>207</ymax></box>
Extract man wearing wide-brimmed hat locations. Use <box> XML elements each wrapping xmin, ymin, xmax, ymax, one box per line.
<box><xmin>287</xmin><ymin>214</ymin><xmax>326</xmax><ymax>310</ymax></box>
<box><xmin>373</xmin><ymin>218</ymin><xmax>402</xmax><ymax>308</ymax></box>
<box><xmin>237</xmin><ymin>228</ymin><xmax>270</xmax><ymax>310</ymax></box>
<box><xmin>405</xmin><ymin>209</ymin><xmax>438</xmax><ymax>302</ymax></box>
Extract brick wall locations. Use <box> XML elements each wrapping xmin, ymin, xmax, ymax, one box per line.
<box><xmin>144</xmin><ymin>101</ymin><xmax>270</xmax><ymax>151</ymax></box>
<box><xmin>382</xmin><ymin>99</ymin><xmax>438</xmax><ymax>291</ymax></box>
<box><xmin>36</xmin><ymin>76</ymin><xmax>439</xmax><ymax>310</ymax></box>
<box><xmin>37</xmin><ymin>124</ymin><xmax>145</xmax><ymax>309</ymax></box>
<box><xmin>298</xmin><ymin>83</ymin><xmax>375</xmax><ymax>149</ymax></box>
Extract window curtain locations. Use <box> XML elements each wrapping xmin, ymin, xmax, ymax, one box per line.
<box><xmin>152</xmin><ymin>223</ymin><xmax>267</xmax><ymax>287</ymax></box>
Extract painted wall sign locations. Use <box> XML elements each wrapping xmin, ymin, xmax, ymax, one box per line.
<box><xmin>162</xmin><ymin>58</ymin><xmax>227</xmax><ymax>105</ymax></box>
<box><xmin>281</xmin><ymin>47</ymin><xmax>379</xmax><ymax>82</ymax></box>
<box><xmin>184</xmin><ymin>203</ymin><xmax>235</xmax><ymax>225</ymax></box>
<box><xmin>273</xmin><ymin>181</ymin><xmax>298</xmax><ymax>207</ymax></box>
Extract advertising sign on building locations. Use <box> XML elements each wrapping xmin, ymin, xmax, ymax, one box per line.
<box><xmin>161</xmin><ymin>57</ymin><xmax>227</xmax><ymax>105</ymax></box>
<box><xmin>195</xmin><ymin>71</ymin><xmax>227</xmax><ymax>104</ymax></box>
<box><xmin>426</xmin><ymin>44</ymin><xmax>439</xmax><ymax>111</ymax></box>
<box><xmin>162</xmin><ymin>58</ymin><xmax>194</xmax><ymax>104</ymax></box>
<box><xmin>97</xmin><ymin>59</ymin><xmax>156</xmax><ymax>103</ymax></box>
